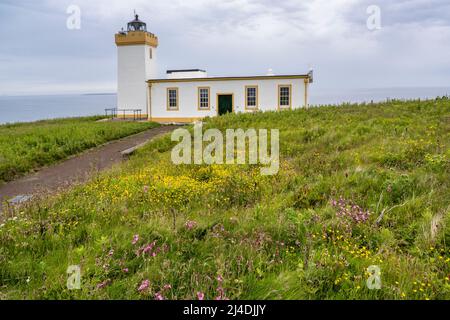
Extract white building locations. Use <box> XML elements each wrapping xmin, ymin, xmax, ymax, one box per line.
<box><xmin>116</xmin><ymin>15</ymin><xmax>313</xmax><ymax>123</ymax></box>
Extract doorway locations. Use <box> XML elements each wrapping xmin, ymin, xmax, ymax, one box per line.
<box><xmin>217</xmin><ymin>94</ymin><xmax>233</xmax><ymax>116</ymax></box>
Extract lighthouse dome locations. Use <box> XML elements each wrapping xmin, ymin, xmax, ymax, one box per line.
<box><xmin>127</xmin><ymin>14</ymin><xmax>147</xmax><ymax>32</ymax></box>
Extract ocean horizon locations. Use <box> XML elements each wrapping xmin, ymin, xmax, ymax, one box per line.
<box><xmin>0</xmin><ymin>86</ymin><xmax>448</xmax><ymax>125</ymax></box>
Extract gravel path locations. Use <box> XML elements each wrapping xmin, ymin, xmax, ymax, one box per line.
<box><xmin>0</xmin><ymin>125</ymin><xmax>179</xmax><ymax>215</ymax></box>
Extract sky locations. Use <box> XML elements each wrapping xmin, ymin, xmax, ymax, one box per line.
<box><xmin>0</xmin><ymin>0</ymin><xmax>449</xmax><ymax>95</ymax></box>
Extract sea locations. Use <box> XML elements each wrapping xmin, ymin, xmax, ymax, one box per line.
<box><xmin>0</xmin><ymin>87</ymin><xmax>448</xmax><ymax>125</ymax></box>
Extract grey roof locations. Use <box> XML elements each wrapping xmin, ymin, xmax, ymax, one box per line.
<box><xmin>166</xmin><ymin>69</ymin><xmax>207</xmax><ymax>74</ymax></box>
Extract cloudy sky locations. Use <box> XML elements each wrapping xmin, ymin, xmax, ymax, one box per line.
<box><xmin>0</xmin><ymin>0</ymin><xmax>449</xmax><ymax>95</ymax></box>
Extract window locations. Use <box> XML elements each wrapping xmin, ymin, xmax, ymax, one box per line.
<box><xmin>167</xmin><ymin>88</ymin><xmax>179</xmax><ymax>110</ymax></box>
<box><xmin>198</xmin><ymin>87</ymin><xmax>210</xmax><ymax>110</ymax></box>
<box><xmin>149</xmin><ymin>48</ymin><xmax>153</xmax><ymax>59</ymax></box>
<box><xmin>245</xmin><ymin>86</ymin><xmax>258</xmax><ymax>110</ymax></box>
<box><xmin>279</xmin><ymin>85</ymin><xmax>291</xmax><ymax>109</ymax></box>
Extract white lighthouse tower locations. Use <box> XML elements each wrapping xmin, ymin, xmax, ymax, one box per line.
<box><xmin>115</xmin><ymin>14</ymin><xmax>158</xmax><ymax>117</ymax></box>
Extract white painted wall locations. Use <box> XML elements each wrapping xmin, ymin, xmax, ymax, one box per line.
<box><xmin>149</xmin><ymin>78</ymin><xmax>307</xmax><ymax>120</ymax></box>
<box><xmin>117</xmin><ymin>44</ymin><xmax>157</xmax><ymax>112</ymax></box>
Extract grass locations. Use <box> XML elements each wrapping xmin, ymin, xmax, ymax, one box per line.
<box><xmin>0</xmin><ymin>116</ymin><xmax>160</xmax><ymax>183</ymax></box>
<box><xmin>0</xmin><ymin>99</ymin><xmax>449</xmax><ymax>300</ymax></box>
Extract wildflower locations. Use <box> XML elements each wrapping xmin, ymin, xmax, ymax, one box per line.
<box><xmin>143</xmin><ymin>185</ymin><xmax>149</xmax><ymax>193</ymax></box>
<box><xmin>142</xmin><ymin>241</ymin><xmax>156</xmax><ymax>255</ymax></box>
<box><xmin>132</xmin><ymin>234</ymin><xmax>140</xmax><ymax>245</ymax></box>
<box><xmin>138</xmin><ymin>279</ymin><xmax>150</xmax><ymax>293</ymax></box>
<box><xmin>108</xmin><ymin>249</ymin><xmax>114</xmax><ymax>257</ymax></box>
<box><xmin>163</xmin><ymin>284</ymin><xmax>172</xmax><ymax>290</ymax></box>
<box><xmin>197</xmin><ymin>292</ymin><xmax>205</xmax><ymax>300</ymax></box>
<box><xmin>331</xmin><ymin>197</ymin><xmax>371</xmax><ymax>225</ymax></box>
<box><xmin>123</xmin><ymin>268</ymin><xmax>129</xmax><ymax>273</ymax></box>
<box><xmin>154</xmin><ymin>292</ymin><xmax>165</xmax><ymax>300</ymax></box>
<box><xmin>215</xmin><ymin>286</ymin><xmax>228</xmax><ymax>300</ymax></box>
<box><xmin>217</xmin><ymin>275</ymin><xmax>224</xmax><ymax>283</ymax></box>
<box><xmin>97</xmin><ymin>280</ymin><xmax>111</xmax><ymax>289</ymax></box>
<box><xmin>185</xmin><ymin>220</ymin><xmax>197</xmax><ymax>230</ymax></box>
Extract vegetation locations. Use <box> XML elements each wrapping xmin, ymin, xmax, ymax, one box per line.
<box><xmin>0</xmin><ymin>100</ymin><xmax>449</xmax><ymax>300</ymax></box>
<box><xmin>0</xmin><ymin>116</ymin><xmax>159</xmax><ymax>183</ymax></box>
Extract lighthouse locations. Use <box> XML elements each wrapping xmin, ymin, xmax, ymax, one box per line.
<box><xmin>114</xmin><ymin>13</ymin><xmax>312</xmax><ymax>123</ymax></box>
<box><xmin>115</xmin><ymin>14</ymin><xmax>158</xmax><ymax>117</ymax></box>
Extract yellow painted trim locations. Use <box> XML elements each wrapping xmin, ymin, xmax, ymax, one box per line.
<box><xmin>278</xmin><ymin>84</ymin><xmax>292</xmax><ymax>110</ymax></box>
<box><xmin>197</xmin><ymin>87</ymin><xmax>211</xmax><ymax>111</ymax></box>
<box><xmin>216</xmin><ymin>93</ymin><xmax>234</xmax><ymax>116</ymax></box>
<box><xmin>148</xmin><ymin>74</ymin><xmax>310</xmax><ymax>84</ymax></box>
<box><xmin>166</xmin><ymin>87</ymin><xmax>179</xmax><ymax>111</ymax></box>
<box><xmin>245</xmin><ymin>85</ymin><xmax>259</xmax><ymax>111</ymax></box>
<box><xmin>151</xmin><ymin>117</ymin><xmax>204</xmax><ymax>123</ymax></box>
<box><xmin>115</xmin><ymin>31</ymin><xmax>159</xmax><ymax>47</ymax></box>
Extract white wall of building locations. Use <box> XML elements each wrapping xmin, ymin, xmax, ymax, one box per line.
<box><xmin>149</xmin><ymin>78</ymin><xmax>308</xmax><ymax>121</ymax></box>
<box><xmin>117</xmin><ymin>44</ymin><xmax>157</xmax><ymax>112</ymax></box>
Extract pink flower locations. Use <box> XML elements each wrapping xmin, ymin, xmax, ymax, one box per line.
<box><xmin>138</xmin><ymin>279</ymin><xmax>150</xmax><ymax>293</ymax></box>
<box><xmin>154</xmin><ymin>292</ymin><xmax>165</xmax><ymax>300</ymax></box>
<box><xmin>142</xmin><ymin>241</ymin><xmax>156</xmax><ymax>255</ymax></box>
<box><xmin>185</xmin><ymin>220</ymin><xmax>197</xmax><ymax>230</ymax></box>
<box><xmin>197</xmin><ymin>292</ymin><xmax>205</xmax><ymax>300</ymax></box>
<box><xmin>97</xmin><ymin>280</ymin><xmax>111</xmax><ymax>289</ymax></box>
<box><xmin>215</xmin><ymin>287</ymin><xmax>228</xmax><ymax>300</ymax></box>
<box><xmin>163</xmin><ymin>284</ymin><xmax>172</xmax><ymax>290</ymax></box>
<box><xmin>132</xmin><ymin>234</ymin><xmax>140</xmax><ymax>245</ymax></box>
<box><xmin>143</xmin><ymin>185</ymin><xmax>149</xmax><ymax>193</ymax></box>
<box><xmin>108</xmin><ymin>249</ymin><xmax>114</xmax><ymax>257</ymax></box>
<box><xmin>214</xmin><ymin>284</ymin><xmax>228</xmax><ymax>300</ymax></box>
<box><xmin>123</xmin><ymin>268</ymin><xmax>129</xmax><ymax>273</ymax></box>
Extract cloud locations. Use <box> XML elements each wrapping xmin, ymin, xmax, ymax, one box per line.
<box><xmin>0</xmin><ymin>0</ymin><xmax>449</xmax><ymax>95</ymax></box>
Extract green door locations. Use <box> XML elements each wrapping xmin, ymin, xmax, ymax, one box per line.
<box><xmin>218</xmin><ymin>95</ymin><xmax>233</xmax><ymax>116</ymax></box>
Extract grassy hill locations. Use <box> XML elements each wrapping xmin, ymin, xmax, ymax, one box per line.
<box><xmin>0</xmin><ymin>116</ymin><xmax>159</xmax><ymax>183</ymax></box>
<box><xmin>0</xmin><ymin>99</ymin><xmax>449</xmax><ymax>300</ymax></box>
